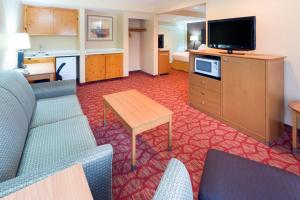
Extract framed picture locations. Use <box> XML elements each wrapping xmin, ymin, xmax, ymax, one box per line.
<box><xmin>87</xmin><ymin>15</ymin><xmax>113</xmax><ymax>41</ymax></box>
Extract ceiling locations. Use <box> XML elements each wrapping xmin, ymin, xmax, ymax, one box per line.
<box><xmin>20</xmin><ymin>0</ymin><xmax>206</xmax><ymax>13</ymax></box>
<box><xmin>159</xmin><ymin>4</ymin><xmax>206</xmax><ymax>25</ymax></box>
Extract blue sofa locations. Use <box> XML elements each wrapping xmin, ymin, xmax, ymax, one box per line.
<box><xmin>0</xmin><ymin>71</ymin><xmax>113</xmax><ymax>199</ymax></box>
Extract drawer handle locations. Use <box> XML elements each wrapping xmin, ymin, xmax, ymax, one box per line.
<box><xmin>201</xmin><ymin>101</ymin><xmax>205</xmax><ymax>105</ymax></box>
<box><xmin>201</xmin><ymin>92</ymin><xmax>205</xmax><ymax>95</ymax></box>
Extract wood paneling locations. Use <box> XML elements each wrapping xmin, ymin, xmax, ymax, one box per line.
<box><xmin>85</xmin><ymin>54</ymin><xmax>106</xmax><ymax>82</ymax></box>
<box><xmin>24</xmin><ymin>5</ymin><xmax>78</xmax><ymax>36</ymax></box>
<box><xmin>24</xmin><ymin>57</ymin><xmax>55</xmax><ymax>64</ymax></box>
<box><xmin>158</xmin><ymin>50</ymin><xmax>171</xmax><ymax>74</ymax></box>
<box><xmin>105</xmin><ymin>53</ymin><xmax>123</xmax><ymax>79</ymax></box>
<box><xmin>24</xmin><ymin>6</ymin><xmax>53</xmax><ymax>35</ymax></box>
<box><xmin>53</xmin><ymin>9</ymin><xmax>78</xmax><ymax>36</ymax></box>
<box><xmin>222</xmin><ymin>56</ymin><xmax>266</xmax><ymax>139</ymax></box>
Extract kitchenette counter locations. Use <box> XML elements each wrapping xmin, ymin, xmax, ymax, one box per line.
<box><xmin>24</xmin><ymin>50</ymin><xmax>80</xmax><ymax>58</ymax></box>
<box><xmin>85</xmin><ymin>48</ymin><xmax>123</xmax><ymax>55</ymax></box>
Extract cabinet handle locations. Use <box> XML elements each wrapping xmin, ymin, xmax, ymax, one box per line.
<box><xmin>201</xmin><ymin>101</ymin><xmax>205</xmax><ymax>105</ymax></box>
<box><xmin>201</xmin><ymin>92</ymin><xmax>205</xmax><ymax>95</ymax></box>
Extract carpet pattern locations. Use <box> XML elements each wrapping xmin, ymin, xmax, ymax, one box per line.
<box><xmin>77</xmin><ymin>70</ymin><xmax>300</xmax><ymax>200</ymax></box>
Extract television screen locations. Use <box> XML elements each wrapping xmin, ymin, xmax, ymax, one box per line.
<box><xmin>158</xmin><ymin>34</ymin><xmax>164</xmax><ymax>49</ymax></box>
<box><xmin>208</xmin><ymin>16</ymin><xmax>256</xmax><ymax>52</ymax></box>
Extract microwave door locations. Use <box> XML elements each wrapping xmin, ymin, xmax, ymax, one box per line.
<box><xmin>196</xmin><ymin>60</ymin><xmax>212</xmax><ymax>76</ymax></box>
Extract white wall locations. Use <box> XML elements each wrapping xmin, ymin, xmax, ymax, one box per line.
<box><xmin>0</xmin><ymin>0</ymin><xmax>23</xmax><ymax>69</ymax></box>
<box><xmin>159</xmin><ymin>24</ymin><xmax>187</xmax><ymax>62</ymax></box>
<box><xmin>206</xmin><ymin>0</ymin><xmax>300</xmax><ymax>125</ymax></box>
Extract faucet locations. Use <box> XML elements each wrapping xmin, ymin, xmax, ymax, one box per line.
<box><xmin>39</xmin><ymin>45</ymin><xmax>44</xmax><ymax>53</ymax></box>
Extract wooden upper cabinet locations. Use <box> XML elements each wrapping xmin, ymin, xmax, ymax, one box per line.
<box><xmin>24</xmin><ymin>6</ymin><xmax>53</xmax><ymax>35</ymax></box>
<box><xmin>105</xmin><ymin>54</ymin><xmax>123</xmax><ymax>79</ymax></box>
<box><xmin>24</xmin><ymin>5</ymin><xmax>78</xmax><ymax>36</ymax></box>
<box><xmin>53</xmin><ymin>9</ymin><xmax>78</xmax><ymax>36</ymax></box>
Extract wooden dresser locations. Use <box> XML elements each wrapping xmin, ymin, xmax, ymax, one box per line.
<box><xmin>158</xmin><ymin>50</ymin><xmax>171</xmax><ymax>74</ymax></box>
<box><xmin>189</xmin><ymin>50</ymin><xmax>285</xmax><ymax>144</ymax></box>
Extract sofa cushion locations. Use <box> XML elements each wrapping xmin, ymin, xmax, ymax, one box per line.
<box><xmin>199</xmin><ymin>149</ymin><xmax>300</xmax><ymax>200</ymax></box>
<box><xmin>0</xmin><ymin>88</ymin><xmax>29</xmax><ymax>182</ymax></box>
<box><xmin>0</xmin><ymin>71</ymin><xmax>36</xmax><ymax>121</ymax></box>
<box><xmin>18</xmin><ymin>116</ymin><xmax>96</xmax><ymax>175</ymax></box>
<box><xmin>30</xmin><ymin>95</ymin><xmax>83</xmax><ymax>128</ymax></box>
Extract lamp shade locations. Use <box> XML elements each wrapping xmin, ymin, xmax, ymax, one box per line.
<box><xmin>12</xmin><ymin>33</ymin><xmax>31</xmax><ymax>50</ymax></box>
<box><xmin>0</xmin><ymin>33</ymin><xmax>31</xmax><ymax>50</ymax></box>
<box><xmin>190</xmin><ymin>35</ymin><xmax>199</xmax><ymax>41</ymax></box>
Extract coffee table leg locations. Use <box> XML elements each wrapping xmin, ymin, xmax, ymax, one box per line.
<box><xmin>103</xmin><ymin>102</ymin><xmax>107</xmax><ymax>126</ymax></box>
<box><xmin>168</xmin><ymin>116</ymin><xmax>172</xmax><ymax>151</ymax></box>
<box><xmin>292</xmin><ymin>111</ymin><xmax>298</xmax><ymax>154</ymax></box>
<box><xmin>131</xmin><ymin>134</ymin><xmax>137</xmax><ymax>171</ymax></box>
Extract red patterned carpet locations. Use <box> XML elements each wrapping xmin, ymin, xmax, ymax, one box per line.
<box><xmin>77</xmin><ymin>70</ymin><xmax>300</xmax><ymax>200</ymax></box>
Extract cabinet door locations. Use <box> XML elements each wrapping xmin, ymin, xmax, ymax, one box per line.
<box><xmin>85</xmin><ymin>55</ymin><xmax>106</xmax><ymax>82</ymax></box>
<box><xmin>105</xmin><ymin>54</ymin><xmax>123</xmax><ymax>79</ymax></box>
<box><xmin>53</xmin><ymin>8</ymin><xmax>78</xmax><ymax>36</ymax></box>
<box><xmin>158</xmin><ymin>51</ymin><xmax>171</xmax><ymax>74</ymax></box>
<box><xmin>24</xmin><ymin>6</ymin><xmax>53</xmax><ymax>35</ymax></box>
<box><xmin>222</xmin><ymin>56</ymin><xmax>266</xmax><ymax>137</ymax></box>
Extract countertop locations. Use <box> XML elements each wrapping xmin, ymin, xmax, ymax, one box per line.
<box><xmin>85</xmin><ymin>48</ymin><xmax>124</xmax><ymax>55</ymax></box>
<box><xmin>24</xmin><ymin>50</ymin><xmax>80</xmax><ymax>58</ymax></box>
<box><xmin>24</xmin><ymin>48</ymin><xmax>124</xmax><ymax>58</ymax></box>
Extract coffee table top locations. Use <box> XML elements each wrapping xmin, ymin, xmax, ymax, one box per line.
<box><xmin>103</xmin><ymin>90</ymin><xmax>172</xmax><ymax>131</ymax></box>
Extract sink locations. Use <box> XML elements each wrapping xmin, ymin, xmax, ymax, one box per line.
<box><xmin>26</xmin><ymin>52</ymin><xmax>50</xmax><ymax>57</ymax></box>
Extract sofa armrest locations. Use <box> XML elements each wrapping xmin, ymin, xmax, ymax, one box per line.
<box><xmin>153</xmin><ymin>159</ymin><xmax>193</xmax><ymax>200</ymax></box>
<box><xmin>0</xmin><ymin>144</ymin><xmax>113</xmax><ymax>200</ymax></box>
<box><xmin>31</xmin><ymin>80</ymin><xmax>76</xmax><ymax>100</ymax></box>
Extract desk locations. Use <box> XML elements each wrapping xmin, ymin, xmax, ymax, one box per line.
<box><xmin>24</xmin><ymin>62</ymin><xmax>55</xmax><ymax>82</ymax></box>
<box><xmin>2</xmin><ymin>165</ymin><xmax>93</xmax><ymax>200</ymax></box>
<box><xmin>289</xmin><ymin>101</ymin><xmax>300</xmax><ymax>153</ymax></box>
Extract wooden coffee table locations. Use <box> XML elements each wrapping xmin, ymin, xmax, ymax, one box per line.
<box><xmin>103</xmin><ymin>90</ymin><xmax>173</xmax><ymax>170</ymax></box>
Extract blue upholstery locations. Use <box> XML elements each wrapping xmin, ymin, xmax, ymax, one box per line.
<box><xmin>153</xmin><ymin>159</ymin><xmax>193</xmax><ymax>200</ymax></box>
<box><xmin>18</xmin><ymin>116</ymin><xmax>96</xmax><ymax>175</ymax></box>
<box><xmin>31</xmin><ymin>80</ymin><xmax>76</xmax><ymax>100</ymax></box>
<box><xmin>0</xmin><ymin>145</ymin><xmax>113</xmax><ymax>199</ymax></box>
<box><xmin>0</xmin><ymin>70</ymin><xmax>113</xmax><ymax>200</ymax></box>
<box><xmin>0</xmin><ymin>88</ymin><xmax>29</xmax><ymax>182</ymax></box>
<box><xmin>0</xmin><ymin>71</ymin><xmax>36</xmax><ymax>121</ymax></box>
<box><xmin>30</xmin><ymin>95</ymin><xmax>83</xmax><ymax>128</ymax></box>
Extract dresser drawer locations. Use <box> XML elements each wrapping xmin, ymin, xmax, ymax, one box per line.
<box><xmin>189</xmin><ymin>85</ymin><xmax>221</xmax><ymax>116</ymax></box>
<box><xmin>189</xmin><ymin>73</ymin><xmax>221</xmax><ymax>93</ymax></box>
<box><xmin>190</xmin><ymin>84</ymin><xmax>221</xmax><ymax>105</ymax></box>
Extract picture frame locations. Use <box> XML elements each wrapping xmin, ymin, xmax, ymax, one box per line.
<box><xmin>87</xmin><ymin>15</ymin><xmax>113</xmax><ymax>41</ymax></box>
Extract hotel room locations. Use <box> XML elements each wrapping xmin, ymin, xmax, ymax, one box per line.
<box><xmin>0</xmin><ymin>0</ymin><xmax>300</xmax><ymax>200</ymax></box>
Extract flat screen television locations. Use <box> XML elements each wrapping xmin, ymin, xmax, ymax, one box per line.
<box><xmin>158</xmin><ymin>34</ymin><xmax>164</xmax><ymax>49</ymax></box>
<box><xmin>208</xmin><ymin>16</ymin><xmax>256</xmax><ymax>54</ymax></box>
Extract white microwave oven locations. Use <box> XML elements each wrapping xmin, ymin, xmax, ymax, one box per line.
<box><xmin>194</xmin><ymin>57</ymin><xmax>221</xmax><ymax>78</ymax></box>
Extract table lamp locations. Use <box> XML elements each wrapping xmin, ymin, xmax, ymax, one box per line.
<box><xmin>190</xmin><ymin>35</ymin><xmax>199</xmax><ymax>50</ymax></box>
<box><xmin>13</xmin><ymin>33</ymin><xmax>31</xmax><ymax>68</ymax></box>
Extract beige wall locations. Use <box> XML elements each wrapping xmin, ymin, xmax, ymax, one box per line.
<box><xmin>206</xmin><ymin>0</ymin><xmax>300</xmax><ymax>125</ymax></box>
<box><xmin>0</xmin><ymin>0</ymin><xmax>23</xmax><ymax>69</ymax></box>
<box><xmin>85</xmin><ymin>10</ymin><xmax>119</xmax><ymax>49</ymax></box>
<box><xmin>30</xmin><ymin>36</ymin><xmax>78</xmax><ymax>51</ymax></box>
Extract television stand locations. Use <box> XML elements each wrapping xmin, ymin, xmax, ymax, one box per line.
<box><xmin>219</xmin><ymin>50</ymin><xmax>245</xmax><ymax>55</ymax></box>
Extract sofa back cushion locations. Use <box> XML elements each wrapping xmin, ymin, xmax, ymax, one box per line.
<box><xmin>0</xmin><ymin>71</ymin><xmax>36</xmax><ymax>121</ymax></box>
<box><xmin>0</xmin><ymin>88</ymin><xmax>29</xmax><ymax>182</ymax></box>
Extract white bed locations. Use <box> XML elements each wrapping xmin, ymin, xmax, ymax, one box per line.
<box><xmin>172</xmin><ymin>52</ymin><xmax>189</xmax><ymax>63</ymax></box>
